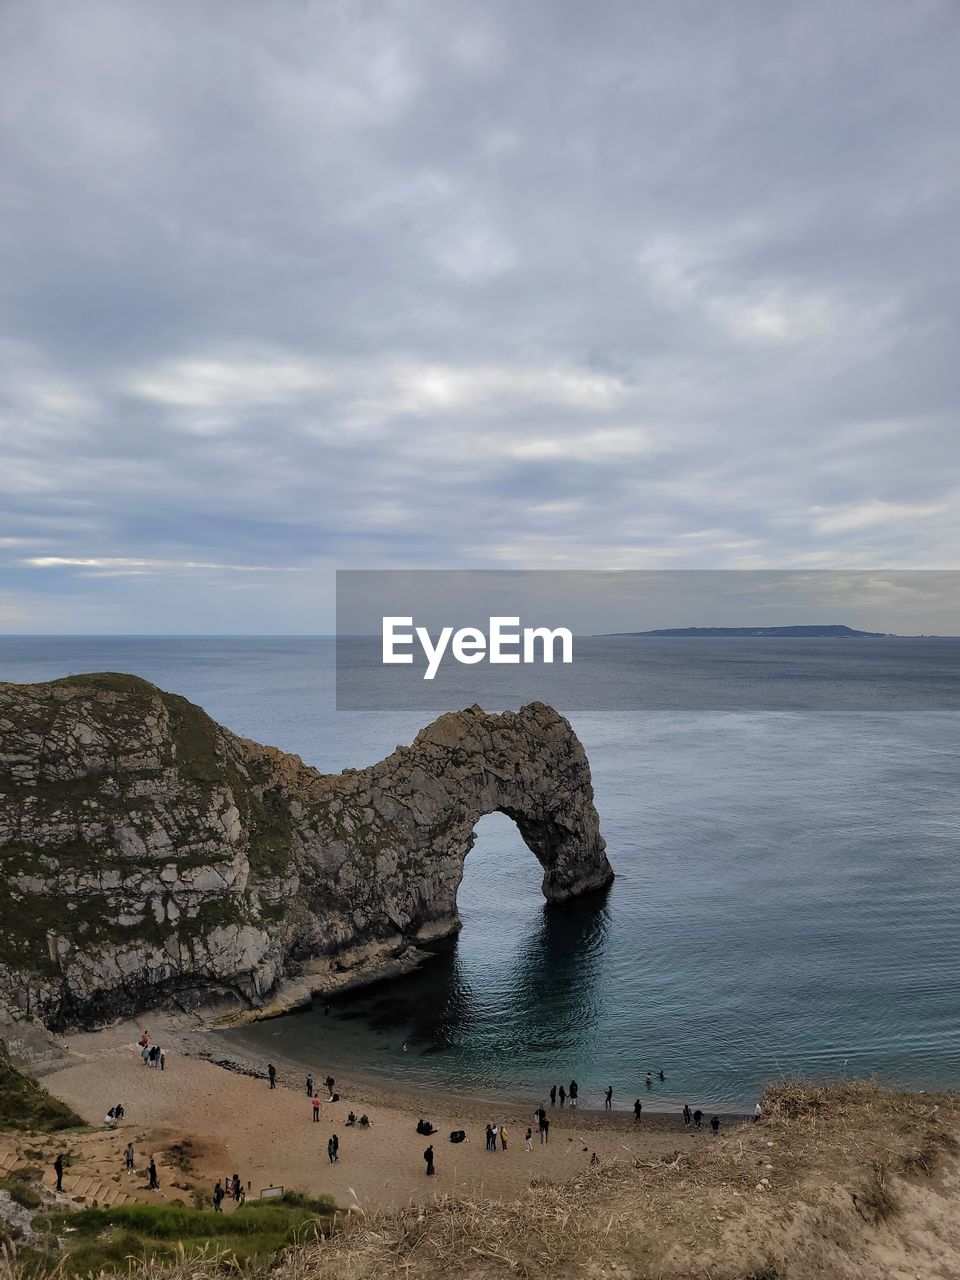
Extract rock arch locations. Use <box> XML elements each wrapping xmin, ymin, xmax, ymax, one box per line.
<box><xmin>0</xmin><ymin>677</ymin><xmax>613</xmax><ymax>1027</ymax></box>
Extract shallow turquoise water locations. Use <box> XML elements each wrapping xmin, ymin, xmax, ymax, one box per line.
<box><xmin>3</xmin><ymin>636</ymin><xmax>959</xmax><ymax>1111</ymax></box>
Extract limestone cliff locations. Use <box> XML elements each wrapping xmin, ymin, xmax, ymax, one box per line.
<box><xmin>0</xmin><ymin>674</ymin><xmax>612</xmax><ymax>1029</ymax></box>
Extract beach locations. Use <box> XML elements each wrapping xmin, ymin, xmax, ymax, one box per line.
<box><xmin>34</xmin><ymin>1011</ymin><xmax>731</xmax><ymax>1213</ymax></box>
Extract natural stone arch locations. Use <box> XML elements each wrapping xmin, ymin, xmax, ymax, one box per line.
<box><xmin>0</xmin><ymin>677</ymin><xmax>613</xmax><ymax>1028</ymax></box>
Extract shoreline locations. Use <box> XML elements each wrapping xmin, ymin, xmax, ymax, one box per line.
<box><xmin>209</xmin><ymin>1019</ymin><xmax>752</xmax><ymax>1123</ymax></box>
<box><xmin>30</xmin><ymin>1009</ymin><xmax>750</xmax><ymax>1215</ymax></box>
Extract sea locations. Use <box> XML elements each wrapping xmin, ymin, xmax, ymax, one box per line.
<box><xmin>2</xmin><ymin>634</ymin><xmax>959</xmax><ymax>1113</ymax></box>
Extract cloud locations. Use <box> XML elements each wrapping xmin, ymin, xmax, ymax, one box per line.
<box><xmin>0</xmin><ymin>0</ymin><xmax>958</xmax><ymax>631</ymax></box>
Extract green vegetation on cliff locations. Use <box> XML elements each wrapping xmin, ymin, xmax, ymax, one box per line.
<box><xmin>0</xmin><ymin>1045</ymin><xmax>83</xmax><ymax>1132</ymax></box>
<box><xmin>30</xmin><ymin>1194</ymin><xmax>336</xmax><ymax>1275</ymax></box>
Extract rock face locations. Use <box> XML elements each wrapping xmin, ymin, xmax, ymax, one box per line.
<box><xmin>0</xmin><ymin>674</ymin><xmax>612</xmax><ymax>1029</ymax></box>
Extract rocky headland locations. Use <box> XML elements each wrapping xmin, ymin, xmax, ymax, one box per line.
<box><xmin>0</xmin><ymin>674</ymin><xmax>612</xmax><ymax>1030</ymax></box>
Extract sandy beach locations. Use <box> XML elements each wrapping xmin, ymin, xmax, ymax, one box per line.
<box><xmin>36</xmin><ymin>1011</ymin><xmax>734</xmax><ymax>1213</ymax></box>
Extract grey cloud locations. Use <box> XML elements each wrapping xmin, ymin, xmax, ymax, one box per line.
<box><xmin>0</xmin><ymin>0</ymin><xmax>958</xmax><ymax>632</ymax></box>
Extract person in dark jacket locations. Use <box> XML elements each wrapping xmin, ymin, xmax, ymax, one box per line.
<box><xmin>633</xmin><ymin>1099</ymin><xmax>643</xmax><ymax>1124</ymax></box>
<box><xmin>423</xmin><ymin>1144</ymin><xmax>435</xmax><ymax>1176</ymax></box>
<box><xmin>53</xmin><ymin>1153</ymin><xmax>64</xmax><ymax>1192</ymax></box>
<box><xmin>549</xmin><ymin>1085</ymin><xmax>557</xmax><ymax>1106</ymax></box>
<box><xmin>267</xmin><ymin>1063</ymin><xmax>277</xmax><ymax>1089</ymax></box>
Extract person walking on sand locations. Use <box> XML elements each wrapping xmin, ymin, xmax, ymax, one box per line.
<box><xmin>711</xmin><ymin>1115</ymin><xmax>720</xmax><ymax>1134</ymax></box>
<box><xmin>124</xmin><ymin>1142</ymin><xmax>134</xmax><ymax>1171</ymax></box>
<box><xmin>148</xmin><ymin>1158</ymin><xmax>160</xmax><ymax>1190</ymax></box>
<box><xmin>569</xmin><ymin>1080</ymin><xmax>579</xmax><ymax>1108</ymax></box>
<box><xmin>604</xmin><ymin>1086</ymin><xmax>612</xmax><ymax>1109</ymax></box>
<box><xmin>500</xmin><ymin>1125</ymin><xmax>508</xmax><ymax>1151</ymax></box>
<box><xmin>325</xmin><ymin>1075</ymin><xmax>335</xmax><ymax>1095</ymax></box>
<box><xmin>53</xmin><ymin>1153</ymin><xmax>64</xmax><ymax>1192</ymax></box>
<box><xmin>558</xmin><ymin>1084</ymin><xmax>566</xmax><ymax>1108</ymax></box>
<box><xmin>423</xmin><ymin>1144</ymin><xmax>435</xmax><ymax>1176</ymax></box>
<box><xmin>327</xmin><ymin>1136</ymin><xmax>336</xmax><ymax>1164</ymax></box>
<box><xmin>306</xmin><ymin>1073</ymin><xmax>314</xmax><ymax>1097</ymax></box>
<box><xmin>633</xmin><ymin>1099</ymin><xmax>642</xmax><ymax>1125</ymax></box>
<box><xmin>268</xmin><ymin>1063</ymin><xmax>277</xmax><ymax>1089</ymax></box>
<box><xmin>312</xmin><ymin>1093</ymin><xmax>321</xmax><ymax>1121</ymax></box>
<box><xmin>550</xmin><ymin>1084</ymin><xmax>557</xmax><ymax>1107</ymax></box>
<box><xmin>693</xmin><ymin>1109</ymin><xmax>703</xmax><ymax>1131</ymax></box>
<box><xmin>540</xmin><ymin>1116</ymin><xmax>550</xmax><ymax>1144</ymax></box>
<box><xmin>159</xmin><ymin>1050</ymin><xmax>165</xmax><ymax>1071</ymax></box>
<box><xmin>213</xmin><ymin>1181</ymin><xmax>225</xmax><ymax>1212</ymax></box>
<box><xmin>683</xmin><ymin>1104</ymin><xmax>691</xmax><ymax>1128</ymax></box>
<box><xmin>525</xmin><ymin>1127</ymin><xmax>533</xmax><ymax>1151</ymax></box>
<box><xmin>332</xmin><ymin>1134</ymin><xmax>339</xmax><ymax>1161</ymax></box>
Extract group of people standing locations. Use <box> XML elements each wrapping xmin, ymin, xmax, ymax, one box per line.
<box><xmin>138</xmin><ymin>1030</ymin><xmax>165</xmax><ymax>1070</ymax></box>
<box><xmin>548</xmin><ymin>1079</ymin><xmax>579</xmax><ymax>1108</ymax></box>
<box><xmin>212</xmin><ymin>1174</ymin><xmax>246</xmax><ymax>1211</ymax></box>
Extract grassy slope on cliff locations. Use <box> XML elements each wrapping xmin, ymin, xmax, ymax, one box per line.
<box><xmin>0</xmin><ymin>1046</ymin><xmax>82</xmax><ymax>1133</ymax></box>
<box><xmin>30</xmin><ymin>1194</ymin><xmax>337</xmax><ymax>1275</ymax></box>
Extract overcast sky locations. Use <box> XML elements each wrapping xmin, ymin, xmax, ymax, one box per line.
<box><xmin>1</xmin><ymin>0</ymin><xmax>958</xmax><ymax>634</ymax></box>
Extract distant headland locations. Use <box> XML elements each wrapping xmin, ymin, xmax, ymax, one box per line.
<box><xmin>607</xmin><ymin>624</ymin><xmax>890</xmax><ymax>638</ymax></box>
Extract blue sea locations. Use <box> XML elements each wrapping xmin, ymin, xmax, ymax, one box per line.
<box><xmin>2</xmin><ymin>635</ymin><xmax>960</xmax><ymax>1112</ymax></box>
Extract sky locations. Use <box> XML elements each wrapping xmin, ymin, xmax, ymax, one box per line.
<box><xmin>1</xmin><ymin>0</ymin><xmax>959</xmax><ymax>634</ymax></box>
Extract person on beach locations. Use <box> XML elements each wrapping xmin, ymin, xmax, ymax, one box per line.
<box><xmin>346</xmin><ymin>1111</ymin><xmax>357</xmax><ymax>1126</ymax></box>
<box><xmin>141</xmin><ymin>1045</ymin><xmax>150</xmax><ymax>1066</ymax></box>
<box><xmin>693</xmin><ymin>1109</ymin><xmax>703</xmax><ymax>1130</ymax></box>
<box><xmin>540</xmin><ymin>1117</ymin><xmax>550</xmax><ymax>1144</ymax></box>
<box><xmin>306</xmin><ymin>1073</ymin><xmax>314</xmax><ymax>1097</ymax></box>
<box><xmin>124</xmin><ymin>1142</ymin><xmax>134</xmax><ymax>1171</ymax></box>
<box><xmin>683</xmin><ymin>1104</ymin><xmax>691</xmax><ymax>1127</ymax></box>
<box><xmin>54</xmin><ymin>1153</ymin><xmax>64</xmax><ymax>1192</ymax></box>
<box><xmin>268</xmin><ymin>1063</ymin><xmax>277</xmax><ymax>1089</ymax></box>
<box><xmin>569</xmin><ymin>1080</ymin><xmax>579</xmax><ymax>1108</ymax></box>
<box><xmin>711</xmin><ymin>1115</ymin><xmax>720</xmax><ymax>1134</ymax></box>
<box><xmin>138</xmin><ymin>1031</ymin><xmax>149</xmax><ymax>1049</ymax></box>
<box><xmin>485</xmin><ymin>1124</ymin><xmax>493</xmax><ymax>1151</ymax></box>
<box><xmin>327</xmin><ymin>1136</ymin><xmax>337</xmax><ymax>1164</ymax></box>
<box><xmin>500</xmin><ymin>1125</ymin><xmax>508</xmax><ymax>1151</ymax></box>
<box><xmin>424</xmin><ymin>1144</ymin><xmax>435</xmax><ymax>1176</ymax></box>
<box><xmin>213</xmin><ymin>1181</ymin><xmax>225</xmax><ymax>1212</ymax></box>
<box><xmin>159</xmin><ymin>1050</ymin><xmax>165</xmax><ymax>1071</ymax></box>
<box><xmin>325</xmin><ymin>1075</ymin><xmax>335</xmax><ymax>1095</ymax></box>
<box><xmin>550</xmin><ymin>1084</ymin><xmax>557</xmax><ymax>1106</ymax></box>
<box><xmin>525</xmin><ymin>1127</ymin><xmax>533</xmax><ymax>1151</ymax></box>
<box><xmin>148</xmin><ymin>1158</ymin><xmax>160</xmax><ymax>1190</ymax></box>
<box><xmin>359</xmin><ymin>1114</ymin><xmax>370</xmax><ymax>1128</ymax></box>
<box><xmin>633</xmin><ymin>1099</ymin><xmax>642</xmax><ymax>1125</ymax></box>
<box><xmin>114</xmin><ymin>1103</ymin><xmax>124</xmax><ymax>1121</ymax></box>
<box><xmin>312</xmin><ymin>1094</ymin><xmax>321</xmax><ymax>1121</ymax></box>
<box><xmin>754</xmin><ymin>1102</ymin><xmax>762</xmax><ymax>1123</ymax></box>
<box><xmin>232</xmin><ymin>1173</ymin><xmax>242</xmax><ymax>1201</ymax></box>
<box><xmin>536</xmin><ymin>1106</ymin><xmax>546</xmax><ymax>1133</ymax></box>
<box><xmin>332</xmin><ymin>1134</ymin><xmax>339</xmax><ymax>1160</ymax></box>
<box><xmin>604</xmin><ymin>1086</ymin><xmax>613</xmax><ymax>1109</ymax></box>
<box><xmin>558</xmin><ymin>1085</ymin><xmax>566</xmax><ymax>1107</ymax></box>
